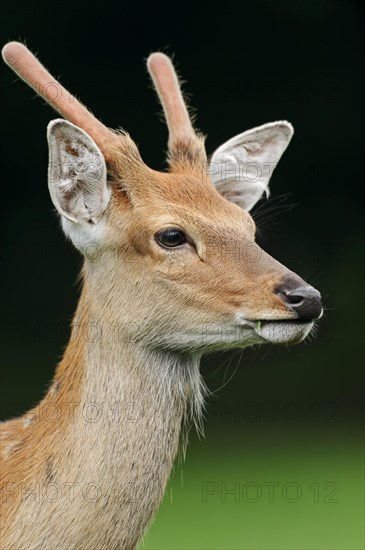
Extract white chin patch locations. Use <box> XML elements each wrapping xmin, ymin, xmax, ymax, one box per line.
<box><xmin>255</xmin><ymin>321</ymin><xmax>314</xmax><ymax>344</ymax></box>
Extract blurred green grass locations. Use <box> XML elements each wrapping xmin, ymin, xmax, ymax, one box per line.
<box><xmin>139</xmin><ymin>424</ymin><xmax>364</xmax><ymax>550</ymax></box>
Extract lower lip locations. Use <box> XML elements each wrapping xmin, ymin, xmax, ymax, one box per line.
<box><xmin>254</xmin><ymin>320</ymin><xmax>314</xmax><ymax>344</ymax></box>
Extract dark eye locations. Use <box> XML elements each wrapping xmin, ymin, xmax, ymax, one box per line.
<box><xmin>155</xmin><ymin>227</ymin><xmax>187</xmax><ymax>248</ymax></box>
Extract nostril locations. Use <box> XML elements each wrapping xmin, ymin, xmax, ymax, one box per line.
<box><xmin>276</xmin><ymin>283</ymin><xmax>322</xmax><ymax>320</ymax></box>
<box><xmin>285</xmin><ymin>293</ymin><xmax>305</xmax><ymax>306</ymax></box>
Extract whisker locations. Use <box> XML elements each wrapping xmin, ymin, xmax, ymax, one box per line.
<box><xmin>251</xmin><ymin>194</ymin><xmax>298</xmax><ymax>232</ymax></box>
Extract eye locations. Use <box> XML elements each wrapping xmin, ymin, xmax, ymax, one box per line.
<box><xmin>155</xmin><ymin>227</ymin><xmax>187</xmax><ymax>249</ymax></box>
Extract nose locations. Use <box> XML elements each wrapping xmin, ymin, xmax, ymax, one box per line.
<box><xmin>276</xmin><ymin>281</ymin><xmax>322</xmax><ymax>320</ymax></box>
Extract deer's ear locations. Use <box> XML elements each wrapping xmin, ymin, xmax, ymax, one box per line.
<box><xmin>47</xmin><ymin>119</ymin><xmax>111</xmax><ymax>225</ymax></box>
<box><xmin>209</xmin><ymin>121</ymin><xmax>293</xmax><ymax>212</ymax></box>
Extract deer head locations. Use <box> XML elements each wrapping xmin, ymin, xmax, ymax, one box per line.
<box><xmin>2</xmin><ymin>43</ymin><xmax>322</xmax><ymax>351</ymax></box>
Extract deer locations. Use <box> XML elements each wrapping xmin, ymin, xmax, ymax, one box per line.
<box><xmin>0</xmin><ymin>42</ymin><xmax>322</xmax><ymax>550</ymax></box>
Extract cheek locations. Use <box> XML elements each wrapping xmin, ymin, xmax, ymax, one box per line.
<box><xmin>154</xmin><ymin>250</ymin><xmax>197</xmax><ymax>279</ymax></box>
<box><xmin>161</xmin><ymin>260</ymin><xmax>239</xmax><ymax>315</ymax></box>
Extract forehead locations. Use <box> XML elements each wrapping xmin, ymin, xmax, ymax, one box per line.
<box><xmin>122</xmin><ymin>170</ymin><xmax>255</xmax><ymax>235</ymax></box>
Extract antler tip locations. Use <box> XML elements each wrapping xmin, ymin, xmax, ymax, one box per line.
<box><xmin>2</xmin><ymin>41</ymin><xmax>27</xmax><ymax>65</ymax></box>
<box><xmin>147</xmin><ymin>52</ymin><xmax>173</xmax><ymax>73</ymax></box>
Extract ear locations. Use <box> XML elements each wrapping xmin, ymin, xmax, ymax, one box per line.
<box><xmin>47</xmin><ymin>119</ymin><xmax>111</xmax><ymax>226</ymax></box>
<box><xmin>208</xmin><ymin>121</ymin><xmax>293</xmax><ymax>211</ymax></box>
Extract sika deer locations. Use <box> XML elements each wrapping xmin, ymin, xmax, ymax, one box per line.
<box><xmin>0</xmin><ymin>43</ymin><xmax>322</xmax><ymax>549</ymax></box>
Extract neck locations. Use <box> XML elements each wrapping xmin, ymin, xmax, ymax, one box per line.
<box><xmin>7</xmin><ymin>288</ymin><xmax>203</xmax><ymax>550</ymax></box>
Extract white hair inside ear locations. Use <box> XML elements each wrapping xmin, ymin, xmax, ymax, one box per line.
<box><xmin>47</xmin><ymin>119</ymin><xmax>110</xmax><ymax>224</ymax></box>
<box><xmin>208</xmin><ymin>121</ymin><xmax>294</xmax><ymax>212</ymax></box>
<box><xmin>47</xmin><ymin>119</ymin><xmax>111</xmax><ymax>251</ymax></box>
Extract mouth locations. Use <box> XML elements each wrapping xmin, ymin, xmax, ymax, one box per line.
<box><xmin>252</xmin><ymin>319</ymin><xmax>314</xmax><ymax>344</ymax></box>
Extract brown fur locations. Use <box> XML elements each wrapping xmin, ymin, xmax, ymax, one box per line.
<box><xmin>0</xmin><ymin>153</ymin><xmax>303</xmax><ymax>548</ymax></box>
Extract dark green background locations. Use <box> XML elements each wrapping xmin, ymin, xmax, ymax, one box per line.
<box><xmin>1</xmin><ymin>1</ymin><xmax>364</xmax><ymax>548</ymax></box>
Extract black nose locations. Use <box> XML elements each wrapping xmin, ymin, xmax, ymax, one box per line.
<box><xmin>276</xmin><ymin>282</ymin><xmax>322</xmax><ymax>320</ymax></box>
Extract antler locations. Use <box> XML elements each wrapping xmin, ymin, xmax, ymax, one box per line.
<box><xmin>147</xmin><ymin>52</ymin><xmax>206</xmax><ymax>169</ymax></box>
<box><xmin>1</xmin><ymin>42</ymin><xmax>121</xmax><ymax>163</ymax></box>
<box><xmin>147</xmin><ymin>53</ymin><xmax>194</xmax><ymax>144</ymax></box>
<box><xmin>2</xmin><ymin>43</ymin><xmax>206</xmax><ymax>172</ymax></box>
